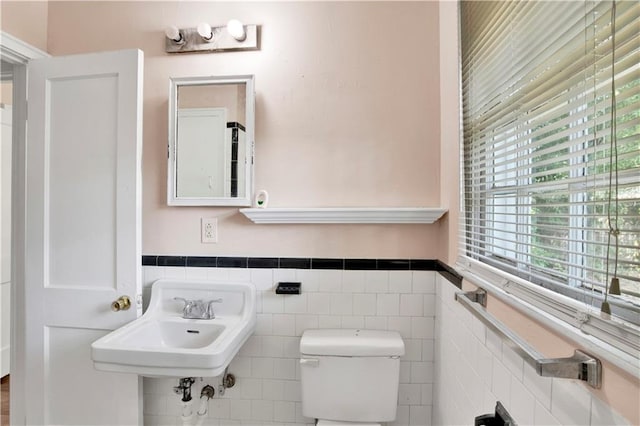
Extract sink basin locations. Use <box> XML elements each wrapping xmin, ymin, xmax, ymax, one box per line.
<box><xmin>91</xmin><ymin>279</ymin><xmax>256</xmax><ymax>377</ymax></box>
<box><xmin>116</xmin><ymin>320</ymin><xmax>226</xmax><ymax>350</ymax></box>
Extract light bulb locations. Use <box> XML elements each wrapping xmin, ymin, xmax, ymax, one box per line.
<box><xmin>165</xmin><ymin>26</ymin><xmax>184</xmax><ymax>44</ymax></box>
<box><xmin>197</xmin><ymin>22</ymin><xmax>213</xmax><ymax>42</ymax></box>
<box><xmin>227</xmin><ymin>19</ymin><xmax>246</xmax><ymax>41</ymax></box>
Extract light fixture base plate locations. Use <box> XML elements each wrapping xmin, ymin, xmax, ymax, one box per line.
<box><xmin>166</xmin><ymin>25</ymin><xmax>259</xmax><ymax>54</ymax></box>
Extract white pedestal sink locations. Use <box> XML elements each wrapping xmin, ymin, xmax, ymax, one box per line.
<box><xmin>91</xmin><ymin>279</ymin><xmax>256</xmax><ymax>377</ymax></box>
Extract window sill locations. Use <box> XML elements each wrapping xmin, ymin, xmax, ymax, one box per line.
<box><xmin>239</xmin><ymin>207</ymin><xmax>447</xmax><ymax>224</ymax></box>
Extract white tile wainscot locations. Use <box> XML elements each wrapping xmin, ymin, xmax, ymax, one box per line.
<box><xmin>141</xmin><ymin>265</ymin><xmax>437</xmax><ymax>426</ymax></box>
<box><xmin>432</xmin><ymin>274</ymin><xmax>631</xmax><ymax>426</ymax></box>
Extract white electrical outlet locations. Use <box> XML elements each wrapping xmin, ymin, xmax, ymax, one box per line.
<box><xmin>201</xmin><ymin>218</ymin><xmax>218</xmax><ymax>243</ymax></box>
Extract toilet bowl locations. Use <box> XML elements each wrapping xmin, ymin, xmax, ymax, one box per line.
<box><xmin>299</xmin><ymin>329</ymin><xmax>405</xmax><ymax>425</ymax></box>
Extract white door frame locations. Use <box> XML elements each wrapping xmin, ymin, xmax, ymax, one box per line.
<box><xmin>0</xmin><ymin>31</ymin><xmax>49</xmax><ymax>424</ymax></box>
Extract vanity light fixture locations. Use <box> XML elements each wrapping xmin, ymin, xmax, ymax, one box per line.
<box><xmin>197</xmin><ymin>23</ymin><xmax>214</xmax><ymax>42</ymax></box>
<box><xmin>165</xmin><ymin>21</ymin><xmax>259</xmax><ymax>54</ymax></box>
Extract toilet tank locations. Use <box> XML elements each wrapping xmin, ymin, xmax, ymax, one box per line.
<box><xmin>300</xmin><ymin>329</ymin><xmax>405</xmax><ymax>423</ymax></box>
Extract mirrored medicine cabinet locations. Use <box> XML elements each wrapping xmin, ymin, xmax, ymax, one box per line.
<box><xmin>168</xmin><ymin>75</ymin><xmax>255</xmax><ymax>206</ymax></box>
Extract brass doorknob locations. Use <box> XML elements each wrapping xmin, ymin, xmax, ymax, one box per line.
<box><xmin>111</xmin><ymin>296</ymin><xmax>131</xmax><ymax>312</ymax></box>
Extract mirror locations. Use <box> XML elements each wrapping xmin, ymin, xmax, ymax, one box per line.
<box><xmin>168</xmin><ymin>75</ymin><xmax>254</xmax><ymax>206</ymax></box>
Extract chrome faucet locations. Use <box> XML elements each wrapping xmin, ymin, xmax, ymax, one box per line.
<box><xmin>174</xmin><ymin>297</ymin><xmax>223</xmax><ymax>319</ymax></box>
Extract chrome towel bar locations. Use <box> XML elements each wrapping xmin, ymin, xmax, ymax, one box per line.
<box><xmin>456</xmin><ymin>289</ymin><xmax>602</xmax><ymax>389</ymax></box>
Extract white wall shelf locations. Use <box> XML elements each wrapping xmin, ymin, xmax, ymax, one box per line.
<box><xmin>239</xmin><ymin>207</ymin><xmax>447</xmax><ymax>224</ymax></box>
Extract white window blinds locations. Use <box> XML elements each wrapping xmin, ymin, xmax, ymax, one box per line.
<box><xmin>460</xmin><ymin>1</ymin><xmax>640</xmax><ymax>327</ymax></box>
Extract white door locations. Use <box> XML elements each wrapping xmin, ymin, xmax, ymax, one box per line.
<box><xmin>24</xmin><ymin>49</ymin><xmax>143</xmax><ymax>425</ymax></box>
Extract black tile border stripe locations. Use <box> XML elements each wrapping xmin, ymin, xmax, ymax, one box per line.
<box><xmin>142</xmin><ymin>254</ymin><xmax>459</xmax><ymax>276</ymax></box>
<box><xmin>186</xmin><ymin>257</ymin><xmax>218</xmax><ymax>267</ymax></box>
<box><xmin>279</xmin><ymin>258</ymin><xmax>311</xmax><ymax>269</ymax></box>
<box><xmin>311</xmin><ymin>258</ymin><xmax>344</xmax><ymax>270</ymax></box>
<box><xmin>248</xmin><ymin>257</ymin><xmax>280</xmax><ymax>268</ymax></box>
<box><xmin>142</xmin><ymin>255</ymin><xmax>462</xmax><ymax>287</ymax></box>
<box><xmin>217</xmin><ymin>257</ymin><xmax>248</xmax><ymax>268</ymax></box>
<box><xmin>436</xmin><ymin>260</ymin><xmax>463</xmax><ymax>289</ymax></box>
<box><xmin>157</xmin><ymin>255</ymin><xmax>186</xmax><ymax>267</ymax></box>
<box><xmin>377</xmin><ymin>259</ymin><xmax>411</xmax><ymax>270</ymax></box>
<box><xmin>344</xmin><ymin>259</ymin><xmax>377</xmax><ymax>270</ymax></box>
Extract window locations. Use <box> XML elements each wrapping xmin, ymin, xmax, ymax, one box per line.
<box><xmin>460</xmin><ymin>1</ymin><xmax>639</xmax><ymax>359</ymax></box>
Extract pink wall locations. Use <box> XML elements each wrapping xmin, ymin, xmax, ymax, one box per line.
<box><xmin>46</xmin><ymin>1</ymin><xmax>444</xmax><ymax>259</ymax></box>
<box><xmin>1</xmin><ymin>1</ymin><xmax>48</xmax><ymax>53</ymax></box>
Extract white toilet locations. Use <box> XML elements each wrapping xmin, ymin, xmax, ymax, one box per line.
<box><xmin>300</xmin><ymin>329</ymin><xmax>405</xmax><ymax>425</ymax></box>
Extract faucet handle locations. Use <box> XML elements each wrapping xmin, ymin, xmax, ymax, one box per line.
<box><xmin>173</xmin><ymin>297</ymin><xmax>191</xmax><ymax>313</ymax></box>
<box><xmin>205</xmin><ymin>298</ymin><xmax>223</xmax><ymax>319</ymax></box>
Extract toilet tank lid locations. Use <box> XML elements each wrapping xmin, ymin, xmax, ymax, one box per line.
<box><xmin>300</xmin><ymin>329</ymin><xmax>405</xmax><ymax>357</ymax></box>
